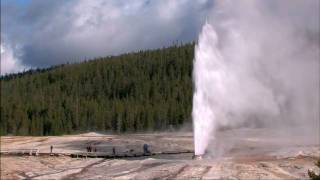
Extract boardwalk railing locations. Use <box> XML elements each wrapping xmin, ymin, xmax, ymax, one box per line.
<box><xmin>1</xmin><ymin>149</ymin><xmax>194</xmax><ymax>159</ymax></box>
<box><xmin>1</xmin><ymin>149</ymin><xmax>39</xmax><ymax>156</ymax></box>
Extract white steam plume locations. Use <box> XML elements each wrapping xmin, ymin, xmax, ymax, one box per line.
<box><xmin>1</xmin><ymin>43</ymin><xmax>28</xmax><ymax>75</ymax></box>
<box><xmin>193</xmin><ymin>0</ymin><xmax>319</xmax><ymax>156</ymax></box>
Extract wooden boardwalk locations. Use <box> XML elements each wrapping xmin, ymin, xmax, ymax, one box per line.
<box><xmin>1</xmin><ymin>149</ymin><xmax>194</xmax><ymax>159</ymax></box>
<box><xmin>1</xmin><ymin>149</ymin><xmax>39</xmax><ymax>156</ymax></box>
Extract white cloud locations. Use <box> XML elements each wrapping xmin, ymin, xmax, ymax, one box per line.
<box><xmin>1</xmin><ymin>0</ymin><xmax>212</xmax><ymax>69</ymax></box>
<box><xmin>0</xmin><ymin>43</ymin><xmax>28</xmax><ymax>75</ymax></box>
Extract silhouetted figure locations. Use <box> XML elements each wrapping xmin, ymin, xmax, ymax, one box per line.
<box><xmin>94</xmin><ymin>147</ymin><xmax>97</xmax><ymax>152</ymax></box>
<box><xmin>50</xmin><ymin>145</ymin><xmax>53</xmax><ymax>154</ymax></box>
<box><xmin>112</xmin><ymin>147</ymin><xmax>116</xmax><ymax>155</ymax></box>
<box><xmin>143</xmin><ymin>144</ymin><xmax>150</xmax><ymax>155</ymax></box>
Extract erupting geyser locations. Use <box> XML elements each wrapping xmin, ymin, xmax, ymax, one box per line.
<box><xmin>192</xmin><ymin>1</ymin><xmax>319</xmax><ymax>158</ymax></box>
<box><xmin>192</xmin><ymin>22</ymin><xmax>221</xmax><ymax>156</ymax></box>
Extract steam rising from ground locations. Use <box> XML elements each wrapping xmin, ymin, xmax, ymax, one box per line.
<box><xmin>193</xmin><ymin>0</ymin><xmax>319</xmax><ymax>156</ymax></box>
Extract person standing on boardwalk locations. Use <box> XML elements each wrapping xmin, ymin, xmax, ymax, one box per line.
<box><xmin>112</xmin><ymin>147</ymin><xmax>116</xmax><ymax>156</ymax></box>
<box><xmin>143</xmin><ymin>144</ymin><xmax>151</xmax><ymax>155</ymax></box>
<box><xmin>50</xmin><ymin>145</ymin><xmax>53</xmax><ymax>154</ymax></box>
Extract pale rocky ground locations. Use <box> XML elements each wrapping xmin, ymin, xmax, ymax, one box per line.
<box><xmin>1</xmin><ymin>128</ymin><xmax>319</xmax><ymax>179</ymax></box>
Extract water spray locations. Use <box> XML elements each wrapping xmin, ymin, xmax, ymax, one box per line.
<box><xmin>192</xmin><ymin>1</ymin><xmax>319</xmax><ymax>159</ymax></box>
<box><xmin>192</xmin><ymin>22</ymin><xmax>221</xmax><ymax>158</ymax></box>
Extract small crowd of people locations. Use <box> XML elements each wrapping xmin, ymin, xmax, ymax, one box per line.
<box><xmin>86</xmin><ymin>145</ymin><xmax>97</xmax><ymax>152</ymax></box>
<box><xmin>50</xmin><ymin>143</ymin><xmax>151</xmax><ymax>155</ymax></box>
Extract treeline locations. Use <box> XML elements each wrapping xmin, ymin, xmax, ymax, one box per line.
<box><xmin>0</xmin><ymin>43</ymin><xmax>194</xmax><ymax>135</ymax></box>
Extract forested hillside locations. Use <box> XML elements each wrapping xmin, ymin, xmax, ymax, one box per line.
<box><xmin>1</xmin><ymin>43</ymin><xmax>194</xmax><ymax>135</ymax></box>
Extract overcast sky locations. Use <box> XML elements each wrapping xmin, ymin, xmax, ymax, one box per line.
<box><xmin>1</xmin><ymin>0</ymin><xmax>213</xmax><ymax>75</ymax></box>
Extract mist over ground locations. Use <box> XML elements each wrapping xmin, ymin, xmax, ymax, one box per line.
<box><xmin>193</xmin><ymin>0</ymin><xmax>320</xmax><ymax>156</ymax></box>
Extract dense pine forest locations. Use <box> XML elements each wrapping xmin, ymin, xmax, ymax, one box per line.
<box><xmin>0</xmin><ymin>43</ymin><xmax>194</xmax><ymax>135</ymax></box>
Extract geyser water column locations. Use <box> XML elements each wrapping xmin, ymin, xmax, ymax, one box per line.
<box><xmin>192</xmin><ymin>1</ymin><xmax>320</xmax><ymax>158</ymax></box>
<box><xmin>192</xmin><ymin>22</ymin><xmax>224</xmax><ymax>156</ymax></box>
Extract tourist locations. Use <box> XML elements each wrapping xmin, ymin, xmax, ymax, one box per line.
<box><xmin>143</xmin><ymin>144</ymin><xmax>150</xmax><ymax>154</ymax></box>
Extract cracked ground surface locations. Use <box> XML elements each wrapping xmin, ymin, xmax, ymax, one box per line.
<box><xmin>1</xmin><ymin>129</ymin><xmax>319</xmax><ymax>179</ymax></box>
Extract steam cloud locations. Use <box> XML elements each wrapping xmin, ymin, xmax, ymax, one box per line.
<box><xmin>1</xmin><ymin>43</ymin><xmax>28</xmax><ymax>74</ymax></box>
<box><xmin>193</xmin><ymin>0</ymin><xmax>319</xmax><ymax>156</ymax></box>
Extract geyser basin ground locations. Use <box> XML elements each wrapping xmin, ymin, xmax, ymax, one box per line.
<box><xmin>1</xmin><ymin>129</ymin><xmax>319</xmax><ymax>179</ymax></box>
